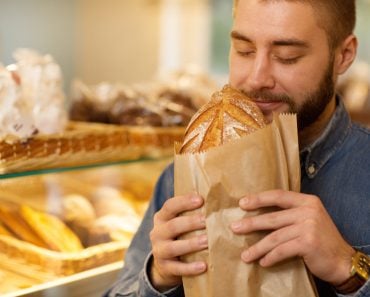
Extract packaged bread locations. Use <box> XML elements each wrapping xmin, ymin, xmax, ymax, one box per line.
<box><xmin>179</xmin><ymin>84</ymin><xmax>266</xmax><ymax>153</ymax></box>
<box><xmin>175</xmin><ymin>85</ymin><xmax>317</xmax><ymax>297</ymax></box>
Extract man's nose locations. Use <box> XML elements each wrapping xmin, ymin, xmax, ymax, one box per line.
<box><xmin>247</xmin><ymin>55</ymin><xmax>275</xmax><ymax>90</ymax></box>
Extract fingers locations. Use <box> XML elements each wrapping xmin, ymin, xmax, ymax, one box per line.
<box><xmin>231</xmin><ymin>207</ymin><xmax>305</xmax><ymax>234</ymax></box>
<box><xmin>154</xmin><ymin>234</ymin><xmax>208</xmax><ymax>259</ymax></box>
<box><xmin>239</xmin><ymin>190</ymin><xmax>317</xmax><ymax>210</ymax></box>
<box><xmin>240</xmin><ymin>224</ymin><xmax>301</xmax><ymax>265</ymax></box>
<box><xmin>149</xmin><ymin>194</ymin><xmax>207</xmax><ymax>289</ymax></box>
<box><xmin>152</xmin><ymin>213</ymin><xmax>206</xmax><ymax>241</ymax></box>
<box><xmin>155</xmin><ymin>194</ymin><xmax>204</xmax><ymax>223</ymax></box>
<box><xmin>155</xmin><ymin>259</ymin><xmax>207</xmax><ymax>277</ymax></box>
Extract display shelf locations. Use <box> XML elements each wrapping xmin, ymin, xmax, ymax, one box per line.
<box><xmin>0</xmin><ymin>157</ymin><xmax>172</xmax><ymax>296</ymax></box>
<box><xmin>0</xmin><ymin>156</ymin><xmax>168</xmax><ymax>180</ymax></box>
<box><xmin>2</xmin><ymin>261</ymin><xmax>123</xmax><ymax>297</ymax></box>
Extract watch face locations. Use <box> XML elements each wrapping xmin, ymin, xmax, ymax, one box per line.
<box><xmin>354</xmin><ymin>252</ymin><xmax>370</xmax><ymax>280</ymax></box>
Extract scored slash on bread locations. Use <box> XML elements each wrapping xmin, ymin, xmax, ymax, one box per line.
<box><xmin>179</xmin><ymin>84</ymin><xmax>266</xmax><ymax>153</ymax></box>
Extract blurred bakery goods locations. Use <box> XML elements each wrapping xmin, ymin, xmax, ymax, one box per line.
<box><xmin>56</xmin><ymin>194</ymin><xmax>96</xmax><ymax>247</ymax></box>
<box><xmin>90</xmin><ymin>186</ymin><xmax>138</xmax><ymax>218</ymax></box>
<box><xmin>69</xmin><ymin>67</ymin><xmax>219</xmax><ymax>128</ymax></box>
<box><xmin>88</xmin><ymin>214</ymin><xmax>141</xmax><ymax>246</ymax></box>
<box><xmin>59</xmin><ymin>194</ymin><xmax>96</xmax><ymax>224</ymax></box>
<box><xmin>0</xmin><ymin>48</ymin><xmax>67</xmax><ymax>139</ymax></box>
<box><xmin>0</xmin><ymin>202</ymin><xmax>83</xmax><ymax>252</ymax></box>
<box><xmin>338</xmin><ymin>61</ymin><xmax>370</xmax><ymax>127</ymax></box>
<box><xmin>0</xmin><ymin>203</ymin><xmax>49</xmax><ymax>248</ymax></box>
<box><xmin>19</xmin><ymin>205</ymin><xmax>83</xmax><ymax>252</ymax></box>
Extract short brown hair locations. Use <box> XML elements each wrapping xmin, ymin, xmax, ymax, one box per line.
<box><xmin>233</xmin><ymin>0</ymin><xmax>356</xmax><ymax>49</ymax></box>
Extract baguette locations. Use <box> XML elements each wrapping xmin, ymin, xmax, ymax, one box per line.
<box><xmin>20</xmin><ymin>205</ymin><xmax>83</xmax><ymax>252</ymax></box>
<box><xmin>0</xmin><ymin>205</ymin><xmax>49</xmax><ymax>248</ymax></box>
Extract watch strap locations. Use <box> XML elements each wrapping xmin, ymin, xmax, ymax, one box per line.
<box><xmin>335</xmin><ymin>274</ymin><xmax>366</xmax><ymax>294</ymax></box>
<box><xmin>335</xmin><ymin>250</ymin><xmax>370</xmax><ymax>294</ymax></box>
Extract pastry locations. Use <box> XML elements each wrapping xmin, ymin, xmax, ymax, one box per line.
<box><xmin>60</xmin><ymin>194</ymin><xmax>96</xmax><ymax>224</ymax></box>
<box><xmin>91</xmin><ymin>186</ymin><xmax>138</xmax><ymax>218</ymax></box>
<box><xmin>88</xmin><ymin>214</ymin><xmax>140</xmax><ymax>246</ymax></box>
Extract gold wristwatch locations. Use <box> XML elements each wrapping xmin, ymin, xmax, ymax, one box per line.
<box><xmin>335</xmin><ymin>250</ymin><xmax>370</xmax><ymax>294</ymax></box>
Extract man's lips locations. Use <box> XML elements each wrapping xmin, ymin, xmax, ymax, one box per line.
<box><xmin>252</xmin><ymin>100</ymin><xmax>285</xmax><ymax>114</ymax></box>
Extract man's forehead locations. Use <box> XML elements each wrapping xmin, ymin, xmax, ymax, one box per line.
<box><xmin>232</xmin><ymin>0</ymin><xmax>323</xmax><ymax>39</ymax></box>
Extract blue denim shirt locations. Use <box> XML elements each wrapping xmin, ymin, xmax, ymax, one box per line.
<box><xmin>105</xmin><ymin>98</ymin><xmax>370</xmax><ymax>297</ymax></box>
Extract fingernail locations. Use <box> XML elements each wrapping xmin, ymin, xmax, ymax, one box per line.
<box><xmin>231</xmin><ymin>221</ymin><xmax>242</xmax><ymax>231</ymax></box>
<box><xmin>191</xmin><ymin>195</ymin><xmax>202</xmax><ymax>205</ymax></box>
<box><xmin>241</xmin><ymin>250</ymin><xmax>251</xmax><ymax>262</ymax></box>
<box><xmin>194</xmin><ymin>262</ymin><xmax>206</xmax><ymax>271</ymax></box>
<box><xmin>259</xmin><ymin>257</ymin><xmax>267</xmax><ymax>267</ymax></box>
<box><xmin>240</xmin><ymin>198</ymin><xmax>249</xmax><ymax>208</ymax></box>
<box><xmin>199</xmin><ymin>215</ymin><xmax>206</xmax><ymax>225</ymax></box>
<box><xmin>198</xmin><ymin>234</ymin><xmax>208</xmax><ymax>246</ymax></box>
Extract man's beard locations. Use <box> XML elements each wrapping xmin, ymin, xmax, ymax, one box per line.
<box><xmin>242</xmin><ymin>60</ymin><xmax>335</xmax><ymax>130</ymax></box>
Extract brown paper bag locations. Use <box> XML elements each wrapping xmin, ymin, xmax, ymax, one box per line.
<box><xmin>174</xmin><ymin>114</ymin><xmax>318</xmax><ymax>297</ymax></box>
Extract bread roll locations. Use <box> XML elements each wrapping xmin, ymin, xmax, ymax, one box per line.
<box><xmin>88</xmin><ymin>214</ymin><xmax>140</xmax><ymax>246</ymax></box>
<box><xmin>179</xmin><ymin>84</ymin><xmax>266</xmax><ymax>153</ymax></box>
<box><xmin>60</xmin><ymin>194</ymin><xmax>96</xmax><ymax>224</ymax></box>
<box><xmin>91</xmin><ymin>186</ymin><xmax>138</xmax><ymax>218</ymax></box>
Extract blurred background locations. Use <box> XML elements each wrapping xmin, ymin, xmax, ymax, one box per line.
<box><xmin>0</xmin><ymin>0</ymin><xmax>369</xmax><ymax>125</ymax></box>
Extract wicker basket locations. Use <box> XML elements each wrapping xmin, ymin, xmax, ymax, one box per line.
<box><xmin>0</xmin><ymin>234</ymin><xmax>127</xmax><ymax>277</ymax></box>
<box><xmin>0</xmin><ymin>121</ymin><xmax>185</xmax><ymax>174</ymax></box>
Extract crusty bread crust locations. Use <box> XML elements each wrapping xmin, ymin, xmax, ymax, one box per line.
<box><xmin>179</xmin><ymin>84</ymin><xmax>265</xmax><ymax>153</ymax></box>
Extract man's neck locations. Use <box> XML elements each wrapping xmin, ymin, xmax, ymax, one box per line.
<box><xmin>298</xmin><ymin>98</ymin><xmax>336</xmax><ymax>149</ymax></box>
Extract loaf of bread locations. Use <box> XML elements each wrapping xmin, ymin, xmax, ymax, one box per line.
<box><xmin>0</xmin><ymin>202</ymin><xmax>83</xmax><ymax>252</ymax></box>
<box><xmin>0</xmin><ymin>205</ymin><xmax>49</xmax><ymax>248</ymax></box>
<box><xmin>179</xmin><ymin>84</ymin><xmax>266</xmax><ymax>153</ymax></box>
<box><xmin>20</xmin><ymin>205</ymin><xmax>83</xmax><ymax>252</ymax></box>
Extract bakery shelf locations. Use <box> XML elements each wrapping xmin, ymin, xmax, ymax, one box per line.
<box><xmin>0</xmin><ymin>156</ymin><xmax>168</xmax><ymax>180</ymax></box>
<box><xmin>2</xmin><ymin>261</ymin><xmax>123</xmax><ymax>297</ymax></box>
<box><xmin>0</xmin><ymin>121</ymin><xmax>184</xmax><ymax>175</ymax></box>
<box><xmin>0</xmin><ymin>157</ymin><xmax>172</xmax><ymax>296</ymax></box>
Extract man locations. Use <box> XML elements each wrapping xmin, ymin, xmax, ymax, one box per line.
<box><xmin>105</xmin><ymin>0</ymin><xmax>370</xmax><ymax>296</ymax></box>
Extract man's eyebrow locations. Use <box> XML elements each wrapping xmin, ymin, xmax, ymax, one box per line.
<box><xmin>231</xmin><ymin>31</ymin><xmax>309</xmax><ymax>48</ymax></box>
<box><xmin>230</xmin><ymin>31</ymin><xmax>252</xmax><ymax>42</ymax></box>
<box><xmin>272</xmin><ymin>39</ymin><xmax>309</xmax><ymax>48</ymax></box>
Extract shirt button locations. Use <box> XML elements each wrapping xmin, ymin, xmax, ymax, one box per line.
<box><xmin>308</xmin><ymin>164</ymin><xmax>316</xmax><ymax>175</ymax></box>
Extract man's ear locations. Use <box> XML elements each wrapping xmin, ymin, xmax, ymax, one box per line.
<box><xmin>335</xmin><ymin>34</ymin><xmax>358</xmax><ymax>75</ymax></box>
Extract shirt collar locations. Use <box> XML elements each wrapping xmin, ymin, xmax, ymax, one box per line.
<box><xmin>300</xmin><ymin>96</ymin><xmax>351</xmax><ymax>178</ymax></box>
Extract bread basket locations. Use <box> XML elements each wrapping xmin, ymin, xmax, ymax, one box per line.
<box><xmin>0</xmin><ymin>121</ymin><xmax>185</xmax><ymax>174</ymax></box>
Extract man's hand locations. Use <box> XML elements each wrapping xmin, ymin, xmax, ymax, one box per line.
<box><xmin>149</xmin><ymin>194</ymin><xmax>207</xmax><ymax>292</ymax></box>
<box><xmin>230</xmin><ymin>190</ymin><xmax>355</xmax><ymax>285</ymax></box>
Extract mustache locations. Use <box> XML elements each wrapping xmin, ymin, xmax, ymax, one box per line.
<box><xmin>241</xmin><ymin>89</ymin><xmax>293</xmax><ymax>104</ymax></box>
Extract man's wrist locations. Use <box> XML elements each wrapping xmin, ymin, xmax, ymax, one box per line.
<box><xmin>330</xmin><ymin>248</ymin><xmax>356</xmax><ymax>287</ymax></box>
<box><xmin>333</xmin><ymin>249</ymin><xmax>370</xmax><ymax>294</ymax></box>
<box><xmin>147</xmin><ymin>255</ymin><xmax>178</xmax><ymax>293</ymax></box>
